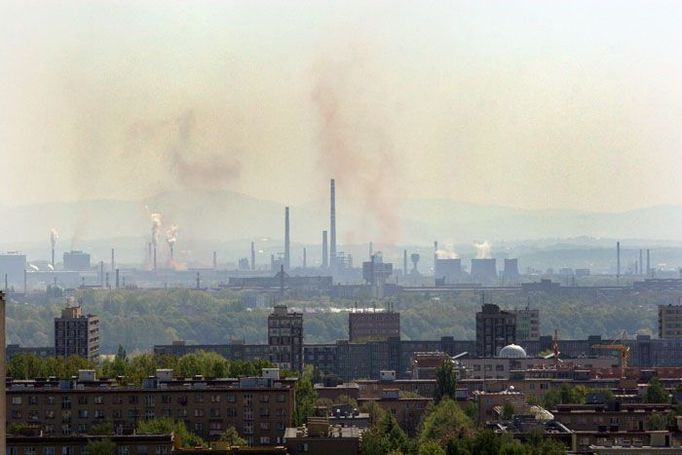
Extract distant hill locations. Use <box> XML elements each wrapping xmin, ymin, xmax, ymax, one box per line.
<box><xmin>2</xmin><ymin>191</ymin><xmax>682</xmax><ymax>250</ymax></box>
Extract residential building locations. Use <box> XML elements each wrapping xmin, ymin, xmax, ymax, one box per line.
<box><xmin>512</xmin><ymin>308</ymin><xmax>540</xmax><ymax>342</ymax></box>
<box><xmin>54</xmin><ymin>303</ymin><xmax>100</xmax><ymax>361</ymax></box>
<box><xmin>268</xmin><ymin>305</ymin><xmax>303</xmax><ymax>372</ymax></box>
<box><xmin>6</xmin><ymin>369</ymin><xmax>296</xmax><ymax>445</ymax></box>
<box><xmin>476</xmin><ymin>304</ymin><xmax>516</xmax><ymax>357</ymax></box>
<box><xmin>348</xmin><ymin>311</ymin><xmax>400</xmax><ymax>342</ymax></box>
<box><xmin>659</xmin><ymin>304</ymin><xmax>682</xmax><ymax>339</ymax></box>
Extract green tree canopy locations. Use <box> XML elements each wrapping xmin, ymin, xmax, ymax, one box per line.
<box><xmin>434</xmin><ymin>359</ymin><xmax>457</xmax><ymax>404</ymax></box>
<box><xmin>646</xmin><ymin>377</ymin><xmax>670</xmax><ymax>404</ymax></box>
<box><xmin>419</xmin><ymin>398</ymin><xmax>474</xmax><ymax>448</ymax></box>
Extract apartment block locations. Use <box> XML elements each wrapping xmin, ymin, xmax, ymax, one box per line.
<box><xmin>268</xmin><ymin>305</ymin><xmax>303</xmax><ymax>372</ymax></box>
<box><xmin>348</xmin><ymin>311</ymin><xmax>400</xmax><ymax>342</ymax></box>
<box><xmin>6</xmin><ymin>369</ymin><xmax>296</xmax><ymax>446</ymax></box>
<box><xmin>476</xmin><ymin>304</ymin><xmax>516</xmax><ymax>357</ymax></box>
<box><xmin>54</xmin><ymin>304</ymin><xmax>100</xmax><ymax>361</ymax></box>
<box><xmin>659</xmin><ymin>304</ymin><xmax>682</xmax><ymax>339</ymax></box>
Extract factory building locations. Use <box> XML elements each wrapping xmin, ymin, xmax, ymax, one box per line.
<box><xmin>470</xmin><ymin>258</ymin><xmax>497</xmax><ymax>284</ymax></box>
<box><xmin>503</xmin><ymin>258</ymin><xmax>520</xmax><ymax>282</ymax></box>
<box><xmin>63</xmin><ymin>250</ymin><xmax>91</xmax><ymax>271</ymax></box>
<box><xmin>0</xmin><ymin>252</ymin><xmax>27</xmax><ymax>287</ymax></box>
<box><xmin>268</xmin><ymin>305</ymin><xmax>303</xmax><ymax>372</ymax></box>
<box><xmin>348</xmin><ymin>310</ymin><xmax>400</xmax><ymax>342</ymax></box>
<box><xmin>434</xmin><ymin>258</ymin><xmax>462</xmax><ymax>284</ymax></box>
<box><xmin>54</xmin><ymin>302</ymin><xmax>100</xmax><ymax>361</ymax></box>
<box><xmin>475</xmin><ymin>303</ymin><xmax>516</xmax><ymax>357</ymax></box>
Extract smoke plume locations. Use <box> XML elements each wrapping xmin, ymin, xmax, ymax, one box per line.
<box><xmin>50</xmin><ymin>228</ymin><xmax>59</xmax><ymax>248</ymax></box>
<box><xmin>311</xmin><ymin>40</ymin><xmax>402</xmax><ymax>245</ymax></box>
<box><xmin>474</xmin><ymin>241</ymin><xmax>492</xmax><ymax>259</ymax></box>
<box><xmin>150</xmin><ymin>213</ymin><xmax>162</xmax><ymax>247</ymax></box>
<box><xmin>166</xmin><ymin>225</ymin><xmax>178</xmax><ymax>246</ymax></box>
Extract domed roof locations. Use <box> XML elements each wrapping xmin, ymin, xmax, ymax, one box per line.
<box><xmin>498</xmin><ymin>344</ymin><xmax>527</xmax><ymax>358</ymax></box>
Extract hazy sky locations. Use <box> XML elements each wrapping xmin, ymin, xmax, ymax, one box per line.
<box><xmin>2</xmin><ymin>0</ymin><xmax>681</xmax><ymax>213</ymax></box>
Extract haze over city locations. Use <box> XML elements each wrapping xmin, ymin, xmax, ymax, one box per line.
<box><xmin>5</xmin><ymin>2</ymin><xmax>682</xmax><ymax>454</ymax></box>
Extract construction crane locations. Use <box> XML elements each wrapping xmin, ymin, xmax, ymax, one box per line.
<box><xmin>592</xmin><ymin>330</ymin><xmax>630</xmax><ymax>379</ymax></box>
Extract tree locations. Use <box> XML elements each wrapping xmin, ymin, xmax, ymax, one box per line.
<box><xmin>434</xmin><ymin>359</ymin><xmax>457</xmax><ymax>404</ymax></box>
<box><xmin>419</xmin><ymin>440</ymin><xmax>446</xmax><ymax>455</ymax></box>
<box><xmin>646</xmin><ymin>377</ymin><xmax>670</xmax><ymax>404</ymax></box>
<box><xmin>646</xmin><ymin>412</ymin><xmax>667</xmax><ymax>431</ymax></box>
<box><xmin>501</xmin><ymin>401</ymin><xmax>515</xmax><ymax>420</ymax></box>
<box><xmin>89</xmin><ymin>420</ymin><xmax>114</xmax><ymax>435</ymax></box>
<box><xmin>137</xmin><ymin>418</ymin><xmax>206</xmax><ymax>448</ymax></box>
<box><xmin>294</xmin><ymin>366</ymin><xmax>318</xmax><ymax>425</ymax></box>
<box><xmin>85</xmin><ymin>439</ymin><xmax>116</xmax><ymax>455</ymax></box>
<box><xmin>419</xmin><ymin>398</ymin><xmax>474</xmax><ymax>448</ymax></box>
<box><xmin>218</xmin><ymin>426</ymin><xmax>246</xmax><ymax>446</ymax></box>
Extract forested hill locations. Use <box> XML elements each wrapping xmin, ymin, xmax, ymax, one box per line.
<box><xmin>6</xmin><ymin>288</ymin><xmax>668</xmax><ymax>354</ymax></box>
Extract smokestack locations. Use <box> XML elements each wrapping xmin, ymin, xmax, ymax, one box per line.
<box><xmin>369</xmin><ymin>241</ymin><xmax>373</xmax><ymax>259</ymax></box>
<box><xmin>169</xmin><ymin>244</ymin><xmax>174</xmax><ymax>261</ymax></box>
<box><xmin>279</xmin><ymin>265</ymin><xmax>285</xmax><ymax>296</ymax></box>
<box><xmin>51</xmin><ymin>247</ymin><xmax>55</xmax><ymax>270</ymax></box>
<box><xmin>330</xmin><ymin>179</ymin><xmax>337</xmax><ymax>269</ymax></box>
<box><xmin>105</xmin><ymin>272</ymin><xmax>110</xmax><ymax>289</ymax></box>
<box><xmin>639</xmin><ymin>249</ymin><xmax>643</xmax><ymax>275</ymax></box>
<box><xmin>111</xmin><ymin>248</ymin><xmax>115</xmax><ymax>272</ymax></box>
<box><xmin>153</xmin><ymin>244</ymin><xmax>157</xmax><ymax>271</ymax></box>
<box><xmin>303</xmin><ymin>248</ymin><xmax>307</xmax><ymax>268</ymax></box>
<box><xmin>284</xmin><ymin>207</ymin><xmax>290</xmax><ymax>270</ymax></box>
<box><xmin>616</xmin><ymin>241</ymin><xmax>620</xmax><ymax>284</ymax></box>
<box><xmin>100</xmin><ymin>261</ymin><xmax>105</xmax><ymax>287</ymax></box>
<box><xmin>0</xmin><ymin>291</ymin><xmax>6</xmax><ymax>454</ymax></box>
<box><xmin>196</xmin><ymin>272</ymin><xmax>201</xmax><ymax>290</ymax></box>
<box><xmin>115</xmin><ymin>268</ymin><xmax>120</xmax><ymax>289</ymax></box>
<box><xmin>434</xmin><ymin>241</ymin><xmax>438</xmax><ymax>275</ymax></box>
<box><xmin>647</xmin><ymin>249</ymin><xmax>651</xmax><ymax>278</ymax></box>
<box><xmin>322</xmin><ymin>231</ymin><xmax>328</xmax><ymax>268</ymax></box>
<box><xmin>403</xmin><ymin>249</ymin><xmax>408</xmax><ymax>276</ymax></box>
<box><xmin>251</xmin><ymin>242</ymin><xmax>256</xmax><ymax>271</ymax></box>
<box><xmin>213</xmin><ymin>251</ymin><xmax>217</xmax><ymax>269</ymax></box>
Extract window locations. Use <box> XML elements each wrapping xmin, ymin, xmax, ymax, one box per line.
<box><xmin>243</xmin><ymin>394</ymin><xmax>253</xmax><ymax>406</ymax></box>
<box><xmin>25</xmin><ymin>448</ymin><xmax>37</xmax><ymax>455</ymax></box>
<box><xmin>29</xmin><ymin>396</ymin><xmax>38</xmax><ymax>405</ymax></box>
<box><xmin>194</xmin><ymin>395</ymin><xmax>204</xmax><ymax>404</ymax></box>
<box><xmin>276</xmin><ymin>394</ymin><xmax>286</xmax><ymax>403</ymax></box>
<box><xmin>209</xmin><ymin>422</ymin><xmax>223</xmax><ymax>431</ymax></box>
<box><xmin>210</xmin><ymin>408</ymin><xmax>220</xmax><ymax>418</ymax></box>
<box><xmin>194</xmin><ymin>423</ymin><xmax>203</xmax><ymax>432</ymax></box>
<box><xmin>94</xmin><ymin>396</ymin><xmax>104</xmax><ymax>404</ymax></box>
<box><xmin>78</xmin><ymin>396</ymin><xmax>88</xmax><ymax>405</ymax></box>
<box><xmin>44</xmin><ymin>448</ymin><xmax>56</xmax><ymax>455</ymax></box>
<box><xmin>94</xmin><ymin>410</ymin><xmax>105</xmax><ymax>419</ymax></box>
<box><xmin>211</xmin><ymin>395</ymin><xmax>221</xmax><ymax>403</ymax></box>
<box><xmin>8</xmin><ymin>448</ymin><xmax>18</xmax><ymax>455</ymax></box>
<box><xmin>259</xmin><ymin>437</ymin><xmax>270</xmax><ymax>444</ymax></box>
<box><xmin>136</xmin><ymin>446</ymin><xmax>148</xmax><ymax>455</ymax></box>
<box><xmin>144</xmin><ymin>396</ymin><xmax>155</xmax><ymax>406</ymax></box>
<box><xmin>118</xmin><ymin>447</ymin><xmax>129</xmax><ymax>455</ymax></box>
<box><xmin>62</xmin><ymin>397</ymin><xmax>71</xmax><ymax>409</ymax></box>
<box><xmin>47</xmin><ymin>396</ymin><xmax>56</xmax><ymax>405</ymax></box>
<box><xmin>145</xmin><ymin>410</ymin><xmax>155</xmax><ymax>420</ymax></box>
<box><xmin>227</xmin><ymin>394</ymin><xmax>236</xmax><ymax>403</ymax></box>
<box><xmin>11</xmin><ymin>397</ymin><xmax>22</xmax><ymax>405</ymax></box>
<box><xmin>78</xmin><ymin>410</ymin><xmax>89</xmax><ymax>418</ymax></box>
<box><xmin>155</xmin><ymin>447</ymin><xmax>168</xmax><ymax>455</ymax></box>
<box><xmin>226</xmin><ymin>408</ymin><xmax>237</xmax><ymax>417</ymax></box>
<box><xmin>161</xmin><ymin>395</ymin><xmax>171</xmax><ymax>404</ymax></box>
<box><xmin>128</xmin><ymin>396</ymin><xmax>138</xmax><ymax>404</ymax></box>
<box><xmin>77</xmin><ymin>424</ymin><xmax>87</xmax><ymax>433</ymax></box>
<box><xmin>194</xmin><ymin>409</ymin><xmax>204</xmax><ymax>417</ymax></box>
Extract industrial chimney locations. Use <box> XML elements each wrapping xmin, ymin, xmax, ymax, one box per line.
<box><xmin>322</xmin><ymin>231</ymin><xmax>328</xmax><ymax>268</ymax></box>
<box><xmin>213</xmin><ymin>251</ymin><xmax>217</xmax><ymax>269</ymax></box>
<box><xmin>251</xmin><ymin>242</ymin><xmax>256</xmax><ymax>271</ymax></box>
<box><xmin>111</xmin><ymin>248</ymin><xmax>115</xmax><ymax>272</ymax></box>
<box><xmin>303</xmin><ymin>247</ymin><xmax>307</xmax><ymax>268</ymax></box>
<box><xmin>616</xmin><ymin>241</ymin><xmax>620</xmax><ymax>284</ymax></box>
<box><xmin>330</xmin><ymin>179</ymin><xmax>337</xmax><ymax>270</ymax></box>
<box><xmin>284</xmin><ymin>207</ymin><xmax>291</xmax><ymax>270</ymax></box>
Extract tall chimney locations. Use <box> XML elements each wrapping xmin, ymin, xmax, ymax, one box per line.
<box><xmin>369</xmin><ymin>241</ymin><xmax>373</xmax><ymax>259</ymax></box>
<box><xmin>51</xmin><ymin>246</ymin><xmax>55</xmax><ymax>270</ymax></box>
<box><xmin>330</xmin><ymin>179</ymin><xmax>337</xmax><ymax>269</ymax></box>
<box><xmin>279</xmin><ymin>264</ymin><xmax>285</xmax><ymax>296</ymax></box>
<box><xmin>0</xmin><ymin>291</ymin><xmax>6</xmax><ymax>455</ymax></box>
<box><xmin>213</xmin><ymin>251</ymin><xmax>217</xmax><ymax>269</ymax></box>
<box><xmin>284</xmin><ymin>207</ymin><xmax>290</xmax><ymax>270</ymax></box>
<box><xmin>303</xmin><ymin>248</ymin><xmax>307</xmax><ymax>268</ymax></box>
<box><xmin>403</xmin><ymin>249</ymin><xmax>408</xmax><ymax>276</ymax></box>
<box><xmin>111</xmin><ymin>248</ymin><xmax>115</xmax><ymax>272</ymax></box>
<box><xmin>251</xmin><ymin>242</ymin><xmax>256</xmax><ymax>271</ymax></box>
<box><xmin>169</xmin><ymin>244</ymin><xmax>174</xmax><ymax>261</ymax></box>
<box><xmin>196</xmin><ymin>272</ymin><xmax>201</xmax><ymax>290</ymax></box>
<box><xmin>616</xmin><ymin>241</ymin><xmax>620</xmax><ymax>284</ymax></box>
<box><xmin>647</xmin><ymin>249</ymin><xmax>651</xmax><ymax>277</ymax></box>
<box><xmin>434</xmin><ymin>241</ymin><xmax>438</xmax><ymax>276</ymax></box>
<box><xmin>322</xmin><ymin>231</ymin><xmax>328</xmax><ymax>268</ymax></box>
<box><xmin>639</xmin><ymin>249</ymin><xmax>643</xmax><ymax>275</ymax></box>
<box><xmin>115</xmin><ymin>268</ymin><xmax>120</xmax><ymax>289</ymax></box>
<box><xmin>100</xmin><ymin>261</ymin><xmax>105</xmax><ymax>286</ymax></box>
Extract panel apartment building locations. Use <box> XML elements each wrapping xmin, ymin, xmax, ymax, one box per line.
<box><xmin>54</xmin><ymin>304</ymin><xmax>100</xmax><ymax>361</ymax></box>
<box><xmin>268</xmin><ymin>305</ymin><xmax>303</xmax><ymax>372</ymax></box>
<box><xmin>6</xmin><ymin>369</ymin><xmax>296</xmax><ymax>446</ymax></box>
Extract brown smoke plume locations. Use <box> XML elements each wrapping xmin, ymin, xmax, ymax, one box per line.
<box><xmin>310</xmin><ymin>42</ymin><xmax>402</xmax><ymax>245</ymax></box>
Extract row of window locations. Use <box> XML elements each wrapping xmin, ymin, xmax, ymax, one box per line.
<box><xmin>8</xmin><ymin>446</ymin><xmax>167</xmax><ymax>455</ymax></box>
<box><xmin>11</xmin><ymin>393</ymin><xmax>287</xmax><ymax>406</ymax></box>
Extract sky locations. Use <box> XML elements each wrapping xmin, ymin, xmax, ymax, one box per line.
<box><xmin>2</xmin><ymin>0</ymin><xmax>681</xmax><ymax>215</ymax></box>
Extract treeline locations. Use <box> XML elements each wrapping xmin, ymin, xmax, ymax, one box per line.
<box><xmin>8</xmin><ymin>287</ymin><xmax>672</xmax><ymax>353</ymax></box>
<box><xmin>7</xmin><ymin>349</ymin><xmax>273</xmax><ymax>385</ymax></box>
